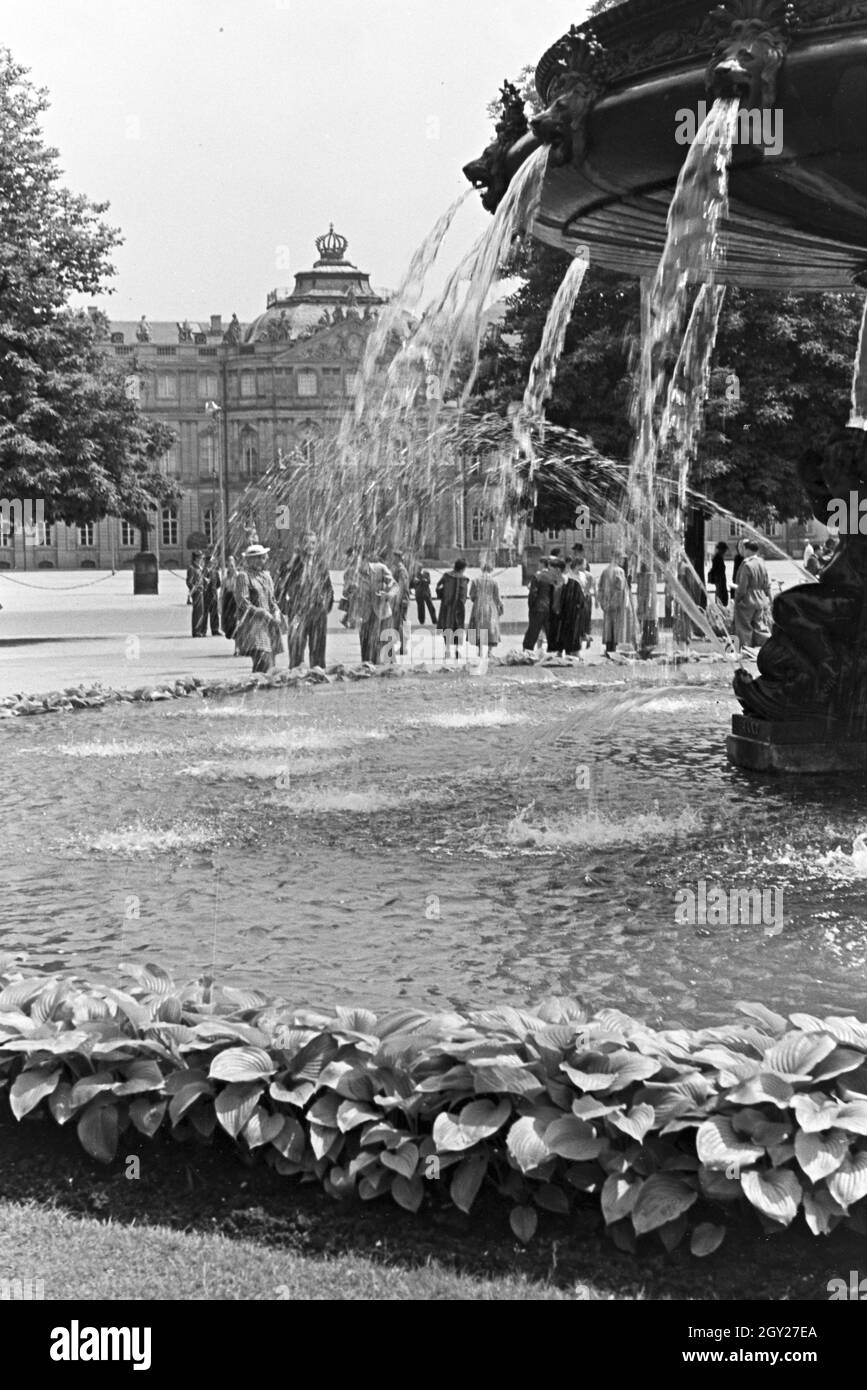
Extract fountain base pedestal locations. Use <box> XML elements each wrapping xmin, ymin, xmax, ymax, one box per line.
<box><xmin>726</xmin><ymin>714</ymin><xmax>867</xmax><ymax>773</ymax></box>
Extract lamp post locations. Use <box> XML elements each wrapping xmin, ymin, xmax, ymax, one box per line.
<box><xmin>204</xmin><ymin>400</ymin><xmax>227</xmax><ymax>570</ymax></box>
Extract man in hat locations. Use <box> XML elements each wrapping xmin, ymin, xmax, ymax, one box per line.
<box><xmin>234</xmin><ymin>544</ymin><xmax>285</xmax><ymax>674</ymax></box>
<box><xmin>280</xmin><ymin>530</ymin><xmax>334</xmax><ymax>670</ymax></box>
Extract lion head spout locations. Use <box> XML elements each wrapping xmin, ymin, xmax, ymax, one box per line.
<box><xmin>704</xmin><ymin>0</ymin><xmax>798</xmax><ymax>110</ymax></box>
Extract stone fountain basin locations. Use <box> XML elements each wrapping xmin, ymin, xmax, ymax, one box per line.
<box><xmin>520</xmin><ymin>33</ymin><xmax>867</xmax><ymax>289</ymax></box>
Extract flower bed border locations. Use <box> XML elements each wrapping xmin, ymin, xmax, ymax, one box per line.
<box><xmin>1</xmin><ymin>956</ymin><xmax>866</xmax><ymax>1254</ymax></box>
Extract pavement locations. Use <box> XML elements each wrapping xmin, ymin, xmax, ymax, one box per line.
<box><xmin>0</xmin><ymin>561</ymin><xmax>802</xmax><ymax>699</ymax></box>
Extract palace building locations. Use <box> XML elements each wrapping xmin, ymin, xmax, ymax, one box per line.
<box><xmin>0</xmin><ymin>227</ymin><xmax>389</xmax><ymax>571</ymax></box>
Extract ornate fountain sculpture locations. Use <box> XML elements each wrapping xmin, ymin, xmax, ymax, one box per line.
<box><xmin>462</xmin><ymin>0</ymin><xmax>867</xmax><ymax>771</ymax></box>
<box><xmin>462</xmin><ymin>81</ymin><xmax>529</xmax><ymax>213</ymax></box>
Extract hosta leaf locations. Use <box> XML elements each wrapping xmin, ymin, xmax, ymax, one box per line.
<box><xmin>309</xmin><ymin>1122</ymin><xmax>341</xmax><ymax>1162</ymax></box>
<box><xmin>802</xmin><ymin>1186</ymin><xmax>846</xmax><ymax>1236</ymax></box>
<box><xmin>0</xmin><ymin>978</ymin><xmax>55</xmax><ymax>1011</ymax></box>
<box><xmin>113</xmin><ymin>1060</ymin><xmax>165</xmax><ymax>1096</ymax></box>
<box><xmin>336</xmin><ymin>1099</ymin><xmax>381</xmax><ymax>1132</ymax></box>
<box><xmin>214</xmin><ymin>1081</ymin><xmax>262</xmax><ymax>1138</ymax></box>
<box><xmin>811</xmin><ymin>1048</ymin><xmax>866</xmax><ymax>1081</ymax></box>
<box><xmin>380</xmin><ymin>1142</ymin><xmax>420</xmax><ymax>1180</ymax></box>
<box><xmin>307</xmin><ymin>1094</ymin><xmax>341</xmax><ymax>1128</ymax></box>
<box><xmin>168</xmin><ymin>1081</ymin><xmax>212</xmax><ymax>1125</ymax></box>
<box><xmin>48</xmin><ymin>1081</ymin><xmax>78</xmax><ymax>1125</ymax></box>
<box><xmin>535</xmin><ymin>997</ymin><xmax>586</xmax><ymax>1024</ymax></box>
<box><xmin>129</xmin><ymin>1096</ymin><xmax>167</xmax><ymax>1137</ymax></box>
<box><xmin>334</xmin><ymin>1006</ymin><xmax>379</xmax><ymax>1035</ymax></box>
<box><xmin>507</xmin><ymin>1115</ymin><xmax>551</xmax><ymax>1173</ymax></box>
<box><xmin>534</xmin><ymin>1182</ymin><xmax>570</xmax><ymax>1215</ymax></box>
<box><xmin>740</xmin><ymin>1168</ymin><xmax>801</xmax><ymax>1226</ymax></box>
<box><xmin>242</xmin><ymin>1108</ymin><xmax>284</xmax><ymax>1149</ymax></box>
<box><xmin>832</xmin><ymin>1102</ymin><xmax>867</xmax><ymax>1135</ymax></box>
<box><xmin>601</xmin><ymin>1172</ymin><xmax>641</xmax><ymax>1225</ymax></box>
<box><xmin>572</xmin><ymin>1096</ymin><xmax>624</xmax><ymax>1121</ymax></box>
<box><xmin>432</xmin><ymin>1099</ymin><xmax>511</xmax><ymax>1152</ymax></box>
<box><xmin>77</xmin><ymin>1101</ymin><xmax>119</xmax><ymax>1163</ymax></box>
<box><xmin>631</xmin><ymin>1174</ymin><xmax>697</xmax><ymax>1235</ymax></box>
<box><xmin>545</xmin><ymin>1115</ymin><xmax>603</xmax><ymax>1160</ymax></box>
<box><xmin>794</xmin><ymin>1130</ymin><xmax>849</xmax><ymax>1183</ymax></box>
<box><xmin>735</xmin><ymin>1002</ymin><xmax>787</xmax><ymax>1034</ymax></box>
<box><xmin>725</xmin><ymin>1073</ymin><xmax>793</xmax><ymax>1108</ymax></box>
<box><xmin>827</xmin><ymin>1153</ymin><xmax>867</xmax><ymax>1209</ymax></box>
<box><xmin>10</xmin><ymin>1066</ymin><xmax>59</xmax><ymax>1119</ymax></box>
<box><xmin>472</xmin><ymin>1065</ymin><xmax>544</xmax><ymax>1098</ymax></box>
<box><xmin>269</xmin><ymin>1077</ymin><xmax>315</xmax><ymax>1108</ymax></box>
<box><xmin>763</xmin><ymin>1032</ymin><xmax>836</xmax><ymax>1079</ymax></box>
<box><xmin>607</xmin><ymin>1103</ymin><xmax>655</xmax><ymax>1143</ymax></box>
<box><xmin>790</xmin><ymin>1014</ymin><xmax>867</xmax><ymax>1049</ymax></box>
<box><xmin>70</xmin><ymin>1073</ymin><xmax>121</xmax><ymax>1108</ymax></box>
<box><xmin>698</xmin><ymin>1168</ymin><xmax>741</xmax><ymax>1201</ymax></box>
<box><xmin>271</xmin><ymin>1115</ymin><xmax>306</xmax><ymax>1162</ymax></box>
<box><xmin>696</xmin><ymin>1116</ymin><xmax>765</xmax><ymax>1170</ymax></box>
<box><xmin>450</xmin><ymin>1152</ymin><xmax>488</xmax><ymax>1214</ymax></box>
<box><xmin>208</xmin><ymin>1046</ymin><xmax>275</xmax><ymax>1083</ymax></box>
<box><xmin>658</xmin><ymin>1213</ymin><xmax>688</xmax><ymax>1253</ymax></box>
<box><xmin>561</xmin><ymin>1051</ymin><xmax>660</xmax><ymax>1093</ymax></box>
<box><xmin>792</xmin><ymin>1092</ymin><xmax>840</xmax><ymax>1133</ymax></box>
<box><xmin>391</xmin><ymin>1173</ymin><xmax>424</xmax><ymax>1213</ymax></box>
<box><xmin>360</xmin><ymin>1121</ymin><xmax>405</xmax><ymax>1150</ymax></box>
<box><xmin>510</xmin><ymin>1204</ymin><xmax>538</xmax><ymax>1243</ymax></box>
<box><xmin>690</xmin><ymin>1222</ymin><xmax>726</xmax><ymax>1256</ymax></box>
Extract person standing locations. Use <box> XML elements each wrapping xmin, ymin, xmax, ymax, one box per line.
<box><xmin>522</xmin><ymin>556</ymin><xmax>558</xmax><ymax>652</ymax></box>
<box><xmin>597</xmin><ymin>554</ymin><xmax>629</xmax><ymax>655</ymax></box>
<box><xmin>280</xmin><ymin>531</ymin><xmax>334</xmax><ymax>669</ymax></box>
<box><xmin>733</xmin><ymin>540</ymin><xmax>773</xmax><ymax>649</ymax></box>
<box><xmin>356</xmin><ymin>553</ymin><xmax>398</xmax><ymax>664</ymax></box>
<box><xmin>410</xmin><ymin>564</ymin><xmax>437</xmax><ymax>625</ymax></box>
<box><xmin>557</xmin><ymin>558</ymin><xmax>588</xmax><ymax>655</ymax></box>
<box><xmin>708</xmin><ymin>541</ymin><xmax>729</xmax><ymax>606</ymax></box>
<box><xmin>204</xmin><ymin>553</ymin><xmax>222</xmax><ymax>636</ymax></box>
<box><xmin>468</xmin><ymin>561</ymin><xmax>503</xmax><ymax>651</ymax></box>
<box><xmin>186</xmin><ymin>551</ymin><xmax>206</xmax><ymax>637</ymax></box>
<box><xmin>234</xmin><ymin>543</ymin><xmax>285</xmax><ymax>674</ymax></box>
<box><xmin>732</xmin><ymin>536</ymin><xmax>747</xmax><ymax>585</ymax></box>
<box><xmin>391</xmin><ymin>550</ymin><xmax>411</xmax><ymax>657</ymax></box>
<box><xmin>547</xmin><ymin>557</ymin><xmax>568</xmax><ymax>654</ymax></box>
<box><xmin>803</xmin><ymin>537</ymin><xmax>821</xmax><ymax>577</ymax></box>
<box><xmin>437</xmin><ymin>558</ymin><xmax>469</xmax><ymax>659</ymax></box>
<box><xmin>221</xmin><ymin>556</ymin><xmax>239</xmax><ymax>650</ymax></box>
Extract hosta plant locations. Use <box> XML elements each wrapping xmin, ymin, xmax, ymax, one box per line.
<box><xmin>1</xmin><ymin>956</ymin><xmax>867</xmax><ymax>1254</ymax></box>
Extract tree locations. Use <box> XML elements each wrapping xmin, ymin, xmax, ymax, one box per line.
<box><xmin>0</xmin><ymin>47</ymin><xmax>178</xmax><ymax>527</ymax></box>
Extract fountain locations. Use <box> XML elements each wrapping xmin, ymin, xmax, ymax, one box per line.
<box><xmin>463</xmin><ymin>0</ymin><xmax>867</xmax><ymax>772</ymax></box>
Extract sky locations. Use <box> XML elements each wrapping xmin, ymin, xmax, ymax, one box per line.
<box><xmin>0</xmin><ymin>0</ymin><xmax>586</xmax><ymax>321</ymax></box>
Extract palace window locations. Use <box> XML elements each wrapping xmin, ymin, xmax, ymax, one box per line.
<box><xmin>297</xmin><ymin>370</ymin><xmax>318</xmax><ymax>398</ymax></box>
<box><xmin>198</xmin><ymin>372</ymin><xmax>218</xmax><ymax>398</ymax></box>
<box><xmin>161</xmin><ymin>508</ymin><xmax>178</xmax><ymax>546</ymax></box>
<box><xmin>321</xmin><ymin>368</ymin><xmax>341</xmax><ymax>397</ymax></box>
<box><xmin>156</xmin><ymin>373</ymin><xmax>177</xmax><ymax>400</ymax></box>
<box><xmin>159</xmin><ymin>441</ymin><xmax>180</xmax><ymax>475</ymax></box>
<box><xmin>345</xmin><ymin>371</ymin><xmax>359</xmax><ymax>395</ymax></box>
<box><xmin>78</xmin><ymin>522</ymin><xmax>95</xmax><ymax>548</ymax></box>
<box><xmin>120</xmin><ymin>521</ymin><xmax>137</xmax><ymax>547</ymax></box>
<box><xmin>470</xmin><ymin>508</ymin><xmax>487</xmax><ymax>544</ymax></box>
<box><xmin>240</xmin><ymin>371</ymin><xmax>256</xmax><ymax>398</ymax></box>
<box><xmin>203</xmin><ymin>508</ymin><xmax>216</xmax><ymax>544</ymax></box>
<box><xmin>240</xmin><ymin>429</ymin><xmax>259</xmax><ymax>475</ymax></box>
<box><xmin>198</xmin><ymin>432</ymin><xmax>216</xmax><ymax>475</ymax></box>
<box><xmin>34</xmin><ymin>520</ymin><xmax>52</xmax><ymax>546</ymax></box>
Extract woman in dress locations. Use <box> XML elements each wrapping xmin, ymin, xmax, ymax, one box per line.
<box><xmin>557</xmin><ymin>558</ymin><xmax>589</xmax><ymax>655</ymax></box>
<box><xmin>468</xmin><ymin>561</ymin><xmax>503</xmax><ymax>652</ymax></box>
<box><xmin>233</xmin><ymin>544</ymin><xmax>285</xmax><ymax>674</ymax></box>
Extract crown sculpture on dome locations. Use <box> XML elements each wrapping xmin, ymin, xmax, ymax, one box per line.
<box><xmin>315</xmin><ymin>224</ymin><xmax>349</xmax><ymax>262</ymax></box>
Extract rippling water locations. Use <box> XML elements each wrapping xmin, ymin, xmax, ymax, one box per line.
<box><xmin>6</xmin><ymin>669</ymin><xmax>867</xmax><ymax>1026</ymax></box>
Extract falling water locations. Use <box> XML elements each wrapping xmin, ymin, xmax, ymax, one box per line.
<box><xmin>661</xmin><ymin>281</ymin><xmax>728</xmax><ymax>542</ymax></box>
<box><xmin>512</xmin><ymin>246</ymin><xmax>590</xmax><ymax>468</ymax></box>
<box><xmin>627</xmin><ymin>98</ymin><xmax>739</xmax><ymax>572</ymax></box>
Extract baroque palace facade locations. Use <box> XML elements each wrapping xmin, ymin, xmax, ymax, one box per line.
<box><xmin>0</xmin><ymin>228</ymin><xmax>393</xmax><ymax>571</ymax></box>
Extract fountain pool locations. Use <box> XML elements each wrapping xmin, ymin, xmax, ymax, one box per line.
<box><xmin>6</xmin><ymin>668</ymin><xmax>867</xmax><ymax>1026</ymax></box>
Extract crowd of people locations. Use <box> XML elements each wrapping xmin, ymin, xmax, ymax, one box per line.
<box><xmin>186</xmin><ymin>529</ymin><xmax>838</xmax><ymax>674</ymax></box>
<box><xmin>186</xmin><ymin>538</ymin><xmax>505</xmax><ymax>676</ymax></box>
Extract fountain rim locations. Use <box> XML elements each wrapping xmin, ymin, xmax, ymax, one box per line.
<box><xmin>534</xmin><ymin>0</ymin><xmax>867</xmax><ymax>101</ymax></box>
